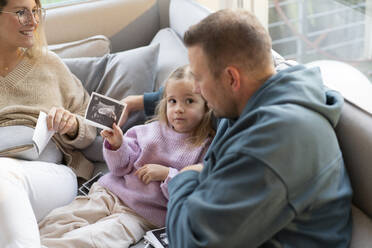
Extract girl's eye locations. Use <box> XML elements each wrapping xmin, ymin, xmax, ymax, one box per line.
<box><xmin>168</xmin><ymin>99</ymin><xmax>176</xmax><ymax>104</ymax></box>
<box><xmin>186</xmin><ymin>98</ymin><xmax>194</xmax><ymax>104</ymax></box>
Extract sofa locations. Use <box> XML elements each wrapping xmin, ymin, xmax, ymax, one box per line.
<box><xmin>43</xmin><ymin>0</ymin><xmax>372</xmax><ymax>247</ymax></box>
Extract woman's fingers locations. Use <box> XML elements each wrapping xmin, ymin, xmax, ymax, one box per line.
<box><xmin>54</xmin><ymin>109</ymin><xmax>64</xmax><ymax>131</ymax></box>
<box><xmin>47</xmin><ymin>107</ymin><xmax>75</xmax><ymax>133</ymax></box>
<box><xmin>47</xmin><ymin>107</ymin><xmax>56</xmax><ymax>131</ymax></box>
<box><xmin>59</xmin><ymin>115</ymin><xmax>75</xmax><ymax>135</ymax></box>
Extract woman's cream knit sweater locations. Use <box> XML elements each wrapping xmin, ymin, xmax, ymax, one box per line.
<box><xmin>0</xmin><ymin>51</ymin><xmax>96</xmax><ymax>180</ymax></box>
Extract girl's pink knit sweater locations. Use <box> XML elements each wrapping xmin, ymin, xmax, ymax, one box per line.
<box><xmin>98</xmin><ymin>121</ymin><xmax>210</xmax><ymax>227</ymax></box>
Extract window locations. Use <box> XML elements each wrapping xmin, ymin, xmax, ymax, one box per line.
<box><xmin>197</xmin><ymin>0</ymin><xmax>372</xmax><ymax>112</ymax></box>
<box><xmin>269</xmin><ymin>0</ymin><xmax>372</xmax><ymax>83</ymax></box>
<box><xmin>197</xmin><ymin>0</ymin><xmax>371</xmax><ymax>83</ymax></box>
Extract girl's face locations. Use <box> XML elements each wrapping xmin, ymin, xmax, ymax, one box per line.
<box><xmin>166</xmin><ymin>79</ymin><xmax>206</xmax><ymax>133</ymax></box>
<box><xmin>0</xmin><ymin>0</ymin><xmax>39</xmax><ymax>50</ymax></box>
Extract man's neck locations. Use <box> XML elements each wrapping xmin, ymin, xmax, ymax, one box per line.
<box><xmin>237</xmin><ymin>69</ymin><xmax>276</xmax><ymax>116</ymax></box>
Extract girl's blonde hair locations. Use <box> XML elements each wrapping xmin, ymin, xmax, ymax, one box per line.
<box><xmin>150</xmin><ymin>65</ymin><xmax>215</xmax><ymax>147</ymax></box>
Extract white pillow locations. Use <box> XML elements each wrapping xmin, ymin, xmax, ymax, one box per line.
<box><xmin>48</xmin><ymin>35</ymin><xmax>111</xmax><ymax>58</ymax></box>
<box><xmin>0</xmin><ymin>126</ymin><xmax>63</xmax><ymax>163</ymax></box>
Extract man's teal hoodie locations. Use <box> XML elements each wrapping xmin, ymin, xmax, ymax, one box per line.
<box><xmin>165</xmin><ymin>65</ymin><xmax>352</xmax><ymax>248</ymax></box>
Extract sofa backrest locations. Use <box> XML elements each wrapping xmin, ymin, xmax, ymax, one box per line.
<box><xmin>45</xmin><ymin>0</ymin><xmax>161</xmax><ymax>52</ymax></box>
<box><xmin>336</xmin><ymin>100</ymin><xmax>372</xmax><ymax>218</ymax></box>
<box><xmin>169</xmin><ymin>0</ymin><xmax>211</xmax><ymax>39</ymax></box>
<box><xmin>44</xmin><ymin>0</ymin><xmax>212</xmax><ymax>55</ymax></box>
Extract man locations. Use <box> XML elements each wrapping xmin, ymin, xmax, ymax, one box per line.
<box><xmin>124</xmin><ymin>9</ymin><xmax>352</xmax><ymax>248</ymax></box>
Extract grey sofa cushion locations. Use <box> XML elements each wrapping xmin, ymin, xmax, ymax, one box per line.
<box><xmin>150</xmin><ymin>28</ymin><xmax>188</xmax><ymax>90</ymax></box>
<box><xmin>63</xmin><ymin>44</ymin><xmax>160</xmax><ymax>162</ymax></box>
<box><xmin>350</xmin><ymin>205</ymin><xmax>372</xmax><ymax>248</ymax></box>
<box><xmin>63</xmin><ymin>44</ymin><xmax>160</xmax><ymax>99</ymax></box>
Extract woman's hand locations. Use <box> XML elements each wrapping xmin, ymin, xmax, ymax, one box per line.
<box><xmin>118</xmin><ymin>95</ymin><xmax>144</xmax><ymax>127</ymax></box>
<box><xmin>135</xmin><ymin>164</ymin><xmax>170</xmax><ymax>184</ymax></box>
<box><xmin>47</xmin><ymin>107</ymin><xmax>78</xmax><ymax>137</ymax></box>
<box><xmin>100</xmin><ymin>123</ymin><xmax>123</xmax><ymax>150</ymax></box>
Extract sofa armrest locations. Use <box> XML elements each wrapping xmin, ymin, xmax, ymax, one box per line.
<box><xmin>350</xmin><ymin>205</ymin><xmax>372</xmax><ymax>248</ymax></box>
<box><xmin>336</xmin><ymin>101</ymin><xmax>372</xmax><ymax>218</ymax></box>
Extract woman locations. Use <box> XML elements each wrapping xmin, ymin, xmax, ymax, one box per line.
<box><xmin>0</xmin><ymin>0</ymin><xmax>96</xmax><ymax>246</ymax></box>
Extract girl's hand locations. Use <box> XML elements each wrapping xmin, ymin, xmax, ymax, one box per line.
<box><xmin>135</xmin><ymin>164</ymin><xmax>170</xmax><ymax>184</ymax></box>
<box><xmin>100</xmin><ymin>123</ymin><xmax>123</xmax><ymax>150</ymax></box>
<box><xmin>118</xmin><ymin>95</ymin><xmax>144</xmax><ymax>127</ymax></box>
<box><xmin>47</xmin><ymin>107</ymin><xmax>78</xmax><ymax>137</ymax></box>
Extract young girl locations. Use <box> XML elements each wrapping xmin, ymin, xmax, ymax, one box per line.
<box><xmin>38</xmin><ymin>65</ymin><xmax>215</xmax><ymax>248</ymax></box>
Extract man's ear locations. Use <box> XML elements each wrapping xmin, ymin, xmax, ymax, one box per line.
<box><xmin>224</xmin><ymin>66</ymin><xmax>241</xmax><ymax>92</ymax></box>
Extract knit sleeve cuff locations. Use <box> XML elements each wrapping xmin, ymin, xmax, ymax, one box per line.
<box><xmin>160</xmin><ymin>168</ymin><xmax>179</xmax><ymax>200</ymax></box>
<box><xmin>103</xmin><ymin>139</ymin><xmax>130</xmax><ymax>173</ymax></box>
<box><xmin>60</xmin><ymin>115</ymin><xmax>96</xmax><ymax>149</ymax></box>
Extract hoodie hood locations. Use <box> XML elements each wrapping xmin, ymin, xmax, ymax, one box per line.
<box><xmin>243</xmin><ymin>65</ymin><xmax>344</xmax><ymax>128</ymax></box>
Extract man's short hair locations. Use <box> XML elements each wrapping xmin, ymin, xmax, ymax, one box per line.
<box><xmin>184</xmin><ymin>9</ymin><xmax>273</xmax><ymax>78</ymax></box>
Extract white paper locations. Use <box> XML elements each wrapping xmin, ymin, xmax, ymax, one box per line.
<box><xmin>32</xmin><ymin>111</ymin><xmax>55</xmax><ymax>155</ymax></box>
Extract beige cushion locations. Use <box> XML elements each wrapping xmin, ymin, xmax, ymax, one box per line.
<box><xmin>350</xmin><ymin>205</ymin><xmax>372</xmax><ymax>248</ymax></box>
<box><xmin>48</xmin><ymin>35</ymin><xmax>111</xmax><ymax>58</ymax></box>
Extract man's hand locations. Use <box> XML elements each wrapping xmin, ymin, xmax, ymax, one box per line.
<box><xmin>180</xmin><ymin>163</ymin><xmax>203</xmax><ymax>173</ymax></box>
<box><xmin>119</xmin><ymin>95</ymin><xmax>144</xmax><ymax>127</ymax></box>
<box><xmin>135</xmin><ymin>164</ymin><xmax>170</xmax><ymax>184</ymax></box>
<box><xmin>100</xmin><ymin>123</ymin><xmax>123</xmax><ymax>150</ymax></box>
<box><xmin>47</xmin><ymin>107</ymin><xmax>78</xmax><ymax>137</ymax></box>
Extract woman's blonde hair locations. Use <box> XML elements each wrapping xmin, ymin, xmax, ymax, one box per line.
<box><xmin>150</xmin><ymin>65</ymin><xmax>215</xmax><ymax>147</ymax></box>
<box><xmin>25</xmin><ymin>0</ymin><xmax>48</xmax><ymax>58</ymax></box>
<box><xmin>0</xmin><ymin>0</ymin><xmax>48</xmax><ymax>58</ymax></box>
